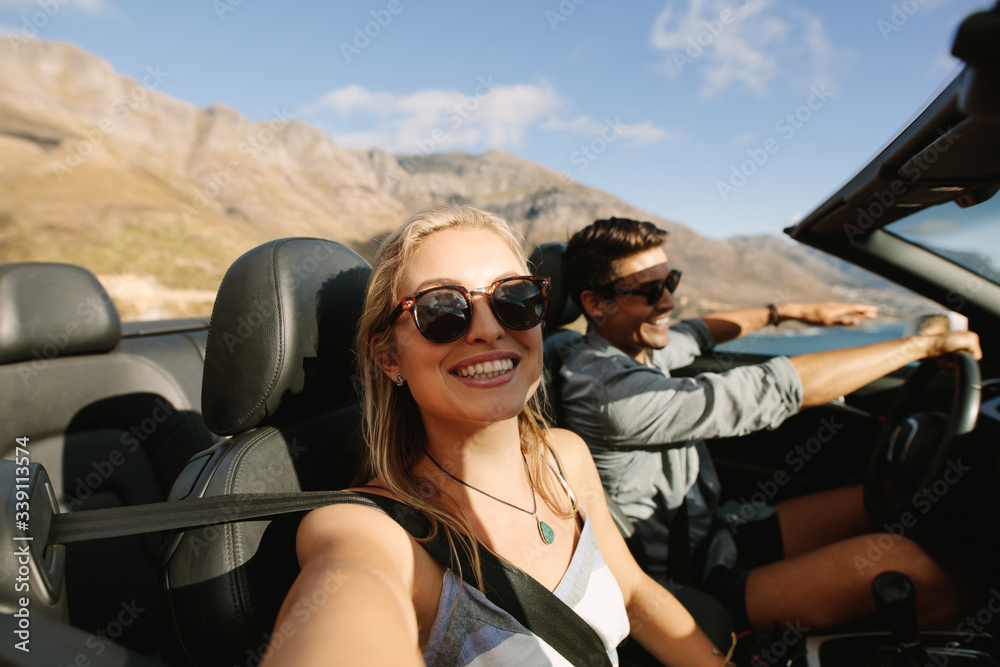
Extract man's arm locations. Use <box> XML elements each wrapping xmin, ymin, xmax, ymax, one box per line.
<box><xmin>700</xmin><ymin>302</ymin><xmax>878</xmax><ymax>344</ymax></box>
<box><xmin>791</xmin><ymin>330</ymin><xmax>982</xmax><ymax>408</ymax></box>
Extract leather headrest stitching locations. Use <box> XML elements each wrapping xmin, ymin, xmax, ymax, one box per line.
<box><xmin>201</xmin><ymin>238</ymin><xmax>371</xmax><ymax>436</ymax></box>
<box><xmin>0</xmin><ymin>262</ymin><xmax>121</xmax><ymax>365</ymax></box>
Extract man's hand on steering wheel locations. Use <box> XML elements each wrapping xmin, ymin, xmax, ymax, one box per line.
<box><xmin>865</xmin><ymin>331</ymin><xmax>982</xmax><ymax>526</ymax></box>
<box><xmin>918</xmin><ymin>330</ymin><xmax>983</xmax><ymax>366</ymax></box>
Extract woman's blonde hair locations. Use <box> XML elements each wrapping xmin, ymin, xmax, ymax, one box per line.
<box><xmin>354</xmin><ymin>203</ymin><xmax>571</xmax><ymax>587</ymax></box>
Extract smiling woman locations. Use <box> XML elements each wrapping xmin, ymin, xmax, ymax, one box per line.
<box><xmin>257</xmin><ymin>204</ymin><xmax>727</xmax><ymax>666</ymax></box>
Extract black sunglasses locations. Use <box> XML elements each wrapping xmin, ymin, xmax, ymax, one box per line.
<box><xmin>597</xmin><ymin>269</ymin><xmax>682</xmax><ymax>305</ymax></box>
<box><xmin>388</xmin><ymin>275</ymin><xmax>551</xmax><ymax>343</ymax></box>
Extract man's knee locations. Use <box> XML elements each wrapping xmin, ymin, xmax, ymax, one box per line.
<box><xmin>845</xmin><ymin>531</ymin><xmax>932</xmax><ymax>575</ymax></box>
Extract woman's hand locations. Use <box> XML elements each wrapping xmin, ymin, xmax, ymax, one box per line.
<box><xmin>547</xmin><ymin>428</ymin><xmax>725</xmax><ymax>667</ymax></box>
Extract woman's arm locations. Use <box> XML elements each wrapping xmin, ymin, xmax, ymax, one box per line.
<box><xmin>259</xmin><ymin>503</ymin><xmax>425</xmax><ymax>667</ymax></box>
<box><xmin>547</xmin><ymin>429</ymin><xmax>725</xmax><ymax>667</ymax></box>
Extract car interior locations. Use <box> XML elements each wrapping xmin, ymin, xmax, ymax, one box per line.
<box><xmin>2</xmin><ymin>5</ymin><xmax>1000</xmax><ymax>667</ymax></box>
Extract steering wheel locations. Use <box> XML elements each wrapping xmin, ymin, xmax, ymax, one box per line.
<box><xmin>864</xmin><ymin>352</ymin><xmax>981</xmax><ymax>526</ymax></box>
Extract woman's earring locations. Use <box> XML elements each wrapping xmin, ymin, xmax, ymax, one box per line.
<box><xmin>395</xmin><ymin>372</ymin><xmax>405</xmax><ymax>387</ymax></box>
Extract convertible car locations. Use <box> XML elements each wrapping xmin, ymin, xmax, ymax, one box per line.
<box><xmin>2</xmin><ymin>6</ymin><xmax>999</xmax><ymax>666</ymax></box>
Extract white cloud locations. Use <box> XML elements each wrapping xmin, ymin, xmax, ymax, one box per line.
<box><xmin>541</xmin><ymin>114</ymin><xmax>608</xmax><ymax>135</ymax></box>
<box><xmin>303</xmin><ymin>84</ymin><xmax>401</xmax><ymax>116</ymax></box>
<box><xmin>733</xmin><ymin>132</ymin><xmax>756</xmax><ymax>146</ymax></box>
<box><xmin>651</xmin><ymin>0</ymin><xmax>851</xmax><ymax>97</ymax></box>
<box><xmin>618</xmin><ymin>121</ymin><xmax>674</xmax><ymax>145</ymax></box>
<box><xmin>302</xmin><ymin>81</ymin><xmax>673</xmax><ymax>153</ymax></box>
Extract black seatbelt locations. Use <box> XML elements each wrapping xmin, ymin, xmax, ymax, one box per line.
<box><xmin>355</xmin><ymin>491</ymin><xmax>614</xmax><ymax>667</ymax></box>
<box><xmin>667</xmin><ymin>499</ymin><xmax>692</xmax><ymax>585</ymax></box>
<box><xmin>45</xmin><ymin>489</ymin><xmax>614</xmax><ymax>667</ymax></box>
<box><xmin>46</xmin><ymin>490</ymin><xmax>354</xmax><ymax>544</ymax></box>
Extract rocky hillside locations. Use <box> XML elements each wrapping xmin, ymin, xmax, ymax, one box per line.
<box><xmin>728</xmin><ymin>236</ymin><xmax>937</xmax><ymax>319</ymax></box>
<box><xmin>0</xmin><ymin>38</ymin><xmax>916</xmax><ymax>321</ymax></box>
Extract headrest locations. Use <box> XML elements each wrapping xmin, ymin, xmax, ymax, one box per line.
<box><xmin>201</xmin><ymin>238</ymin><xmax>371</xmax><ymax>436</ymax></box>
<box><xmin>529</xmin><ymin>241</ymin><xmax>580</xmax><ymax>331</ymax></box>
<box><xmin>0</xmin><ymin>262</ymin><xmax>121</xmax><ymax>365</ymax></box>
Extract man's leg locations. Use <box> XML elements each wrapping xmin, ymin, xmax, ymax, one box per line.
<box><xmin>775</xmin><ymin>485</ymin><xmax>873</xmax><ymax>557</ymax></box>
<box><xmin>744</xmin><ymin>532</ymin><xmax>963</xmax><ymax>632</ymax></box>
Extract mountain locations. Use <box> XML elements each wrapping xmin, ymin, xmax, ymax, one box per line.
<box><xmin>0</xmin><ymin>38</ymin><xmax>927</xmax><ymax>321</ymax></box>
<box><xmin>728</xmin><ymin>235</ymin><xmax>937</xmax><ymax>318</ymax></box>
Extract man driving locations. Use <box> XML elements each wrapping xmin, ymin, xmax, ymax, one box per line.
<box><xmin>560</xmin><ymin>216</ymin><xmax>982</xmax><ymax>633</ymax></box>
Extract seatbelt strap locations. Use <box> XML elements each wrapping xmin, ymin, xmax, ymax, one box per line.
<box><xmin>667</xmin><ymin>499</ymin><xmax>692</xmax><ymax>585</ymax></box>
<box><xmin>355</xmin><ymin>492</ymin><xmax>614</xmax><ymax>667</ymax></box>
<box><xmin>45</xmin><ymin>490</ymin><xmax>614</xmax><ymax>667</ymax></box>
<box><xmin>46</xmin><ymin>490</ymin><xmax>355</xmax><ymax>545</ymax></box>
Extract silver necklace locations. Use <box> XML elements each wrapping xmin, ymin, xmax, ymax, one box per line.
<box><xmin>426</xmin><ymin>451</ymin><xmax>555</xmax><ymax>545</ymax></box>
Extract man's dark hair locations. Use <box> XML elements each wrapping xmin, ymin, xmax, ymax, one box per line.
<box><xmin>564</xmin><ymin>216</ymin><xmax>669</xmax><ymax>316</ymax></box>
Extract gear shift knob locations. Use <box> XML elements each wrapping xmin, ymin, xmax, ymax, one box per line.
<box><xmin>873</xmin><ymin>570</ymin><xmax>922</xmax><ymax>647</ymax></box>
<box><xmin>873</xmin><ymin>571</ymin><xmax>935</xmax><ymax>667</ymax></box>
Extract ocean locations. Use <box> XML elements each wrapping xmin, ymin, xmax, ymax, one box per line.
<box><xmin>713</xmin><ymin>322</ymin><xmax>908</xmax><ymax>357</ymax></box>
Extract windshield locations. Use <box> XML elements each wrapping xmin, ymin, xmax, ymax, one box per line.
<box><xmin>884</xmin><ymin>192</ymin><xmax>1000</xmax><ymax>286</ymax></box>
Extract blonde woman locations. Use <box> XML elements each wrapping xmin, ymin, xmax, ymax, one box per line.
<box><xmin>261</xmin><ymin>205</ymin><xmax>727</xmax><ymax>666</ymax></box>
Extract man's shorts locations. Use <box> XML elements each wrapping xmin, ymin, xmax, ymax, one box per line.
<box><xmin>701</xmin><ymin>511</ymin><xmax>784</xmax><ymax>631</ymax></box>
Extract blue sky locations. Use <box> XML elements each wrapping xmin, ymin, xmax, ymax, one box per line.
<box><xmin>0</xmin><ymin>0</ymin><xmax>989</xmax><ymax>239</ymax></box>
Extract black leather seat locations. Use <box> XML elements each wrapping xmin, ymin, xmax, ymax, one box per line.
<box><xmin>0</xmin><ymin>262</ymin><xmax>218</xmax><ymax>650</ymax></box>
<box><xmin>529</xmin><ymin>241</ymin><xmax>584</xmax><ymax>426</ymax></box>
<box><xmin>159</xmin><ymin>238</ymin><xmax>370</xmax><ymax>667</ymax></box>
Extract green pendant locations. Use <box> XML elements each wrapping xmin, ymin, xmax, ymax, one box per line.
<box><xmin>538</xmin><ymin>520</ymin><xmax>555</xmax><ymax>545</ymax></box>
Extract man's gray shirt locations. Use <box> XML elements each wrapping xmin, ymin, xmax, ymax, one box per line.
<box><xmin>559</xmin><ymin>319</ymin><xmax>803</xmax><ymax>576</ymax></box>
